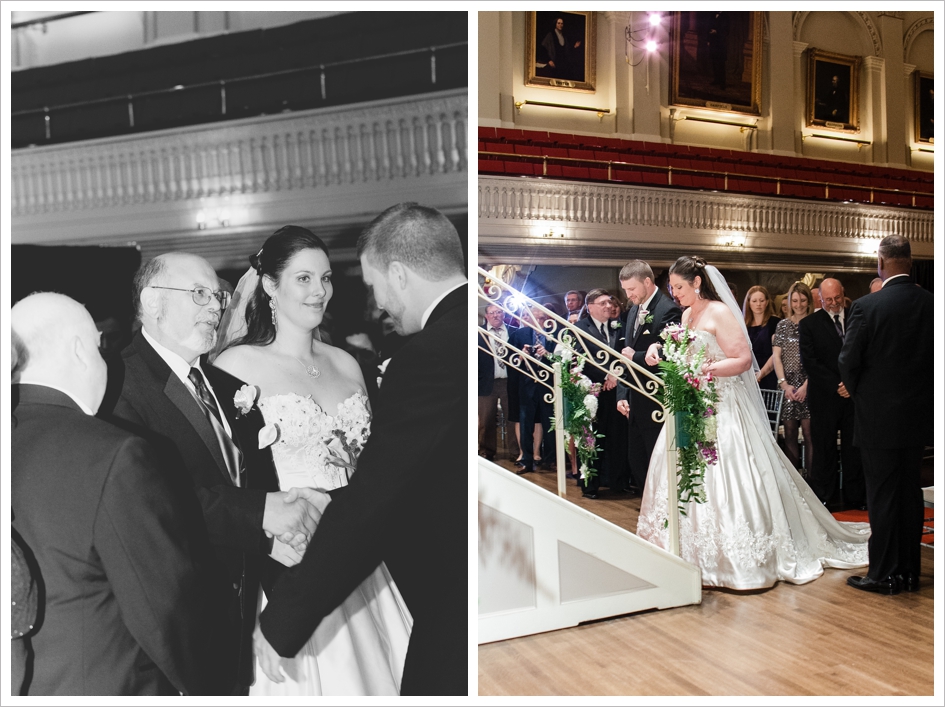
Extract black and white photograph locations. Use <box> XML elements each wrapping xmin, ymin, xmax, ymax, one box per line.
<box><xmin>524</xmin><ymin>11</ymin><xmax>596</xmax><ymax>92</ymax></box>
<box><xmin>7</xmin><ymin>9</ymin><xmax>467</xmax><ymax>697</ymax></box>
<box><xmin>670</xmin><ymin>10</ymin><xmax>762</xmax><ymax>115</ymax></box>
<box><xmin>807</xmin><ymin>47</ymin><xmax>860</xmax><ymax>132</ymax></box>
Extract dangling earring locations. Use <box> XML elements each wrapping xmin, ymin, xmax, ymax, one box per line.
<box><xmin>694</xmin><ymin>288</ymin><xmax>701</xmax><ymax>297</ymax></box>
<box><xmin>269</xmin><ymin>298</ymin><xmax>277</xmax><ymax>327</ymax></box>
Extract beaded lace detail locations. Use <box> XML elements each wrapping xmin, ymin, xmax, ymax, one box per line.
<box><xmin>258</xmin><ymin>390</ymin><xmax>370</xmax><ymax>491</ymax></box>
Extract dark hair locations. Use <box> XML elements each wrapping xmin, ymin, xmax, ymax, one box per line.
<box><xmin>357</xmin><ymin>202</ymin><xmax>464</xmax><ymax>280</ymax></box>
<box><xmin>878</xmin><ymin>235</ymin><xmax>912</xmax><ymax>263</ymax></box>
<box><xmin>233</xmin><ymin>225</ymin><xmax>329</xmax><ymax>348</ymax></box>
<box><xmin>132</xmin><ymin>256</ymin><xmax>168</xmax><ymax>320</ymax></box>
<box><xmin>585</xmin><ymin>288</ymin><xmax>611</xmax><ymax>308</ymax></box>
<box><xmin>668</xmin><ymin>256</ymin><xmax>721</xmax><ymax>302</ymax></box>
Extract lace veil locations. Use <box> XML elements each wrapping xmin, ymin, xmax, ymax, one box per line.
<box><xmin>211</xmin><ymin>266</ymin><xmax>258</xmax><ymax>362</ymax></box>
<box><xmin>704</xmin><ymin>264</ymin><xmax>770</xmax><ymax>426</ymax></box>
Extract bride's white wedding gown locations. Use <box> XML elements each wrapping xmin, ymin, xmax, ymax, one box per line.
<box><xmin>636</xmin><ymin>330</ymin><xmax>870</xmax><ymax>590</ymax></box>
<box><xmin>251</xmin><ymin>390</ymin><xmax>412</xmax><ymax>695</ymax></box>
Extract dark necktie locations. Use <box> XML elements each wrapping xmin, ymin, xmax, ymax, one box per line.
<box><xmin>599</xmin><ymin>322</ymin><xmax>608</xmax><ymax>343</ymax></box>
<box><xmin>189</xmin><ymin>367</ymin><xmax>224</xmax><ymax>427</ymax></box>
<box><xmin>833</xmin><ymin>314</ymin><xmax>844</xmax><ymax>339</ymax></box>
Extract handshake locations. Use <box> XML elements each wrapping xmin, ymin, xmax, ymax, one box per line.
<box><xmin>262</xmin><ymin>487</ymin><xmax>331</xmax><ymax>567</ymax></box>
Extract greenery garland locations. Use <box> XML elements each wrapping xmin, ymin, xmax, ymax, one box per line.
<box><xmin>657</xmin><ymin>324</ymin><xmax>720</xmax><ymax>516</ymax></box>
<box><xmin>548</xmin><ymin>344</ymin><xmax>604</xmax><ymax>480</ymax></box>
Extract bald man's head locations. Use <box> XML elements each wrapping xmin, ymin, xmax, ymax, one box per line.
<box><xmin>12</xmin><ymin>293</ymin><xmax>108</xmax><ymax>412</ymax></box>
<box><xmin>819</xmin><ymin>278</ymin><xmax>844</xmax><ymax>314</ymax></box>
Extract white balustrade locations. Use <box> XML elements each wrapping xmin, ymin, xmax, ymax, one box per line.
<box><xmin>12</xmin><ymin>90</ymin><xmax>467</xmax><ymax>218</ymax></box>
<box><xmin>478</xmin><ymin>175</ymin><xmax>933</xmax><ymax>247</ymax></box>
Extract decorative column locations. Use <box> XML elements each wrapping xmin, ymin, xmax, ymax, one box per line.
<box><xmin>766</xmin><ymin>12</ymin><xmax>796</xmax><ymax>155</ymax></box>
<box><xmin>902</xmin><ymin>62</ymin><xmax>916</xmax><ymax>166</ymax></box>
<box><xmin>878</xmin><ymin>12</ymin><xmax>906</xmax><ymax>166</ymax></box>
<box><xmin>792</xmin><ymin>41</ymin><xmax>809</xmax><ymax>154</ymax></box>
<box><xmin>627</xmin><ymin>10</ymin><xmax>663</xmax><ymax>141</ymax></box>
<box><xmin>863</xmin><ymin>55</ymin><xmax>886</xmax><ymax>165</ymax></box>
<box><xmin>605</xmin><ymin>11</ymin><xmax>633</xmax><ymax>136</ymax></box>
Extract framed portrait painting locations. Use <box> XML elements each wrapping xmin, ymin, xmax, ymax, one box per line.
<box><xmin>806</xmin><ymin>49</ymin><xmax>860</xmax><ymax>132</ymax></box>
<box><xmin>525</xmin><ymin>11</ymin><xmax>596</xmax><ymax>92</ymax></box>
<box><xmin>670</xmin><ymin>11</ymin><xmax>762</xmax><ymax>115</ymax></box>
<box><xmin>915</xmin><ymin>71</ymin><xmax>933</xmax><ymax>144</ymax></box>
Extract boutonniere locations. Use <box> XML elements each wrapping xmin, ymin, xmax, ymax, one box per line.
<box><xmin>233</xmin><ymin>384</ymin><xmax>258</xmax><ymax>418</ymax></box>
<box><xmin>640</xmin><ymin>309</ymin><xmax>654</xmax><ymax>325</ymax></box>
<box><xmin>258</xmin><ymin>423</ymin><xmax>279</xmax><ymax>450</ymax></box>
<box><xmin>610</xmin><ymin>320</ymin><xmax>622</xmax><ymax>330</ymax></box>
<box><xmin>377</xmin><ymin>357</ymin><xmax>392</xmax><ymax>389</ymax></box>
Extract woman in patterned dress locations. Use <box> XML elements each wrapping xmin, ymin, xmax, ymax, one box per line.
<box><xmin>772</xmin><ymin>281</ymin><xmax>813</xmax><ymax>475</ymax></box>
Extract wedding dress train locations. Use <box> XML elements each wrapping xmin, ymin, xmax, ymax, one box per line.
<box><xmin>250</xmin><ymin>391</ymin><xmax>412</xmax><ymax>695</ymax></box>
<box><xmin>636</xmin><ymin>330</ymin><xmax>870</xmax><ymax>590</ymax></box>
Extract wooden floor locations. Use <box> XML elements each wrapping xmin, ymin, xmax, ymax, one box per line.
<box><xmin>478</xmin><ymin>460</ymin><xmax>936</xmax><ymax>696</ymax></box>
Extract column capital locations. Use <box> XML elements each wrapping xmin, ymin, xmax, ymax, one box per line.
<box><xmin>863</xmin><ymin>55</ymin><xmax>885</xmax><ymax>73</ymax></box>
<box><xmin>792</xmin><ymin>41</ymin><xmax>808</xmax><ymax>59</ymax></box>
<box><xmin>903</xmin><ymin>62</ymin><xmax>916</xmax><ymax>78</ymax></box>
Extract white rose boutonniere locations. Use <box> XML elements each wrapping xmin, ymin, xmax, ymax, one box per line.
<box><xmin>377</xmin><ymin>357</ymin><xmax>392</xmax><ymax>389</ymax></box>
<box><xmin>233</xmin><ymin>384</ymin><xmax>258</xmax><ymax>417</ymax></box>
<box><xmin>610</xmin><ymin>320</ymin><xmax>622</xmax><ymax>330</ymax></box>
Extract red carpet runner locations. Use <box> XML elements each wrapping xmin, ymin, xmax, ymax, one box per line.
<box><xmin>832</xmin><ymin>508</ymin><xmax>934</xmax><ymax>546</ymax></box>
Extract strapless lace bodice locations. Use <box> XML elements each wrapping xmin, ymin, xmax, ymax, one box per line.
<box><xmin>258</xmin><ymin>390</ymin><xmax>370</xmax><ymax>491</ymax></box>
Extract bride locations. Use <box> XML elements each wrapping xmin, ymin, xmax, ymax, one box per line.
<box><xmin>212</xmin><ymin>225</ymin><xmax>411</xmax><ymax>694</ymax></box>
<box><xmin>635</xmin><ymin>256</ymin><xmax>869</xmax><ymax>590</ymax></box>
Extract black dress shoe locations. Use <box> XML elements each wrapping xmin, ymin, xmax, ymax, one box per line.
<box><xmin>898</xmin><ymin>572</ymin><xmax>920</xmax><ymax>592</ymax></box>
<box><xmin>582</xmin><ymin>492</ymin><xmax>599</xmax><ymax>499</ymax></box>
<box><xmin>847</xmin><ymin>574</ymin><xmax>901</xmax><ymax>595</ymax></box>
<box><xmin>515</xmin><ymin>464</ymin><xmax>534</xmax><ymax>475</ymax></box>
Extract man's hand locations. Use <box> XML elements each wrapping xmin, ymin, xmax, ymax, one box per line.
<box><xmin>603</xmin><ymin>374</ymin><xmax>617</xmax><ymax>391</ymax></box>
<box><xmin>837</xmin><ymin>382</ymin><xmax>850</xmax><ymax>399</ymax></box>
<box><xmin>616</xmin><ymin>399</ymin><xmax>630</xmax><ymax>418</ymax></box>
<box><xmin>644</xmin><ymin>343</ymin><xmax>661</xmax><ymax>367</ymax></box>
<box><xmin>621</xmin><ymin>346</ymin><xmax>635</xmax><ymax>359</ymax></box>
<box><xmin>535</xmin><ymin>344</ymin><xmax>548</xmax><ymax>359</ymax></box>
<box><xmin>270</xmin><ymin>538</ymin><xmax>303</xmax><ymax>567</ymax></box>
<box><xmin>262</xmin><ymin>491</ymin><xmax>320</xmax><ymax>548</ymax></box>
<box><xmin>253</xmin><ymin>624</ymin><xmax>285</xmax><ymax>683</ymax></box>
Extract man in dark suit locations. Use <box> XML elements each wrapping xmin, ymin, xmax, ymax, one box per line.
<box><xmin>573</xmin><ymin>288</ymin><xmax>629</xmax><ymax>498</ymax></box>
<box><xmin>12</xmin><ymin>293</ymin><xmax>204</xmax><ymax>695</ymax></box>
<box><xmin>102</xmin><ymin>252</ymin><xmax>319</xmax><ymax>695</ymax></box>
<box><xmin>478</xmin><ymin>303</ymin><xmax>520</xmax><ymax>462</ymax></box>
<box><xmin>616</xmin><ymin>261</ymin><xmax>683</xmax><ymax>492</ymax></box>
<box><xmin>254</xmin><ymin>203</ymin><xmax>467</xmax><ymax>695</ymax></box>
<box><xmin>839</xmin><ymin>236</ymin><xmax>933</xmax><ymax>595</ymax></box>
<box><xmin>798</xmin><ymin>277</ymin><xmax>865</xmax><ymax>509</ymax></box>
<box><xmin>509</xmin><ymin>304</ymin><xmax>555</xmax><ymax>474</ymax></box>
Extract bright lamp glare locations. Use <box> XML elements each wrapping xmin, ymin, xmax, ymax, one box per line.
<box><xmin>649</xmin><ymin>14</ymin><xmax>661</xmax><ymax>27</ymax></box>
<box><xmin>507</xmin><ymin>296</ymin><xmax>528</xmax><ymax>313</ymax></box>
<box><xmin>646</xmin><ymin>40</ymin><xmax>658</xmax><ymax>52</ymax></box>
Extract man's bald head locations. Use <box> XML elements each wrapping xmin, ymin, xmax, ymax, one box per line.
<box><xmin>12</xmin><ymin>292</ymin><xmax>108</xmax><ymax>412</ymax></box>
<box><xmin>819</xmin><ymin>278</ymin><xmax>844</xmax><ymax>314</ymax></box>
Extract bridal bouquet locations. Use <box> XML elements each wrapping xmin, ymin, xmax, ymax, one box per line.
<box><xmin>549</xmin><ymin>343</ymin><xmax>604</xmax><ymax>480</ymax></box>
<box><xmin>657</xmin><ymin>324</ymin><xmax>720</xmax><ymax>515</ymax></box>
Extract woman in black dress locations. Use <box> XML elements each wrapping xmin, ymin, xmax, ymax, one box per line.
<box><xmin>742</xmin><ymin>285</ymin><xmax>780</xmax><ymax>390</ymax></box>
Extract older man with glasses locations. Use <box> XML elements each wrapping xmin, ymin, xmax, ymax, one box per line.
<box><xmin>100</xmin><ymin>251</ymin><xmax>322</xmax><ymax>696</ymax></box>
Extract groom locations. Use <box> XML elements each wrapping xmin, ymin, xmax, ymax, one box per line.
<box><xmin>255</xmin><ymin>203</ymin><xmax>468</xmax><ymax>695</ymax></box>
<box><xmin>616</xmin><ymin>260</ymin><xmax>682</xmax><ymax>493</ymax></box>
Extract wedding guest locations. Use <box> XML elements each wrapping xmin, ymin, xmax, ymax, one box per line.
<box><xmin>101</xmin><ymin>253</ymin><xmax>322</xmax><ymax>695</ymax></box>
<box><xmin>799</xmin><ymin>278</ymin><xmax>865</xmax><ymax>509</ymax></box>
<box><xmin>564</xmin><ymin>290</ymin><xmax>583</xmax><ymax>322</ymax></box>
<box><xmin>772</xmin><ymin>281</ymin><xmax>812</xmax><ymax>475</ymax></box>
<box><xmin>510</xmin><ymin>304</ymin><xmax>555</xmax><ymax>473</ymax></box>
<box><xmin>616</xmin><ymin>260</ymin><xmax>682</xmax><ymax>493</ymax></box>
<box><xmin>840</xmin><ymin>235</ymin><xmax>933</xmax><ymax>594</ymax></box>
<box><xmin>11</xmin><ymin>527</ymin><xmax>38</xmax><ymax>695</ymax></box>
<box><xmin>478</xmin><ymin>304</ymin><xmax>520</xmax><ymax>462</ymax></box>
<box><xmin>776</xmin><ymin>293</ymin><xmax>790</xmax><ymax>318</ymax></box>
<box><xmin>743</xmin><ymin>285</ymin><xmax>780</xmax><ymax>389</ymax></box>
<box><xmin>810</xmin><ymin>286</ymin><xmax>822</xmax><ymax>312</ymax></box>
<box><xmin>12</xmin><ymin>293</ymin><xmax>204</xmax><ymax>695</ymax></box>
<box><xmin>868</xmin><ymin>277</ymin><xmax>883</xmax><ymax>293</ymax></box>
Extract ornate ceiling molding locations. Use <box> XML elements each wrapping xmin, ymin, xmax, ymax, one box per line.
<box><xmin>794</xmin><ymin>11</ymin><xmax>882</xmax><ymax>56</ymax></box>
<box><xmin>903</xmin><ymin>17</ymin><xmax>934</xmax><ymax>59</ymax></box>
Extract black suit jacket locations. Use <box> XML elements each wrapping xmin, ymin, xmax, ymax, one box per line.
<box><xmin>838</xmin><ymin>277</ymin><xmax>934</xmax><ymax>449</ymax></box>
<box><xmin>12</xmin><ymin>385</ymin><xmax>204</xmax><ymax>695</ymax></box>
<box><xmin>616</xmin><ymin>289</ymin><xmax>683</xmax><ymax>423</ymax></box>
<box><xmin>477</xmin><ymin>323</ymin><xmax>516</xmax><ymax>396</ymax></box>
<box><xmin>102</xmin><ymin>331</ymin><xmax>280</xmax><ymax>693</ymax></box>
<box><xmin>798</xmin><ymin>307</ymin><xmax>849</xmax><ymax>411</ymax></box>
<box><xmin>574</xmin><ymin>316</ymin><xmax>619</xmax><ymax>384</ymax></box>
<box><xmin>509</xmin><ymin>321</ymin><xmax>556</xmax><ymax>405</ymax></box>
<box><xmin>259</xmin><ymin>285</ymin><xmax>467</xmax><ymax>696</ymax></box>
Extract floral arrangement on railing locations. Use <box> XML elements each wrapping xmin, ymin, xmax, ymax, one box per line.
<box><xmin>549</xmin><ymin>343</ymin><xmax>603</xmax><ymax>481</ymax></box>
<box><xmin>657</xmin><ymin>324</ymin><xmax>720</xmax><ymax>516</ymax></box>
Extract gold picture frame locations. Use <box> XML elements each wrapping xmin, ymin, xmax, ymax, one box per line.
<box><xmin>670</xmin><ymin>11</ymin><xmax>763</xmax><ymax>116</ymax></box>
<box><xmin>525</xmin><ymin>11</ymin><xmax>596</xmax><ymax>93</ymax></box>
<box><xmin>806</xmin><ymin>48</ymin><xmax>860</xmax><ymax>133</ymax></box>
<box><xmin>915</xmin><ymin>71</ymin><xmax>933</xmax><ymax>144</ymax></box>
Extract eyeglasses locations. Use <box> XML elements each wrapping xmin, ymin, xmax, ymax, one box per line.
<box><xmin>147</xmin><ymin>286</ymin><xmax>231</xmax><ymax>309</ymax></box>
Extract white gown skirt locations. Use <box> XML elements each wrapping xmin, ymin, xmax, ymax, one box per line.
<box><xmin>251</xmin><ymin>562</ymin><xmax>412</xmax><ymax>696</ymax></box>
<box><xmin>637</xmin><ymin>374</ymin><xmax>870</xmax><ymax>590</ymax></box>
